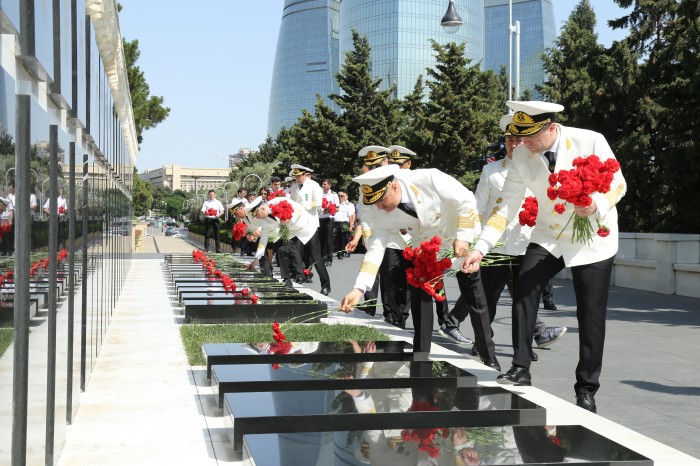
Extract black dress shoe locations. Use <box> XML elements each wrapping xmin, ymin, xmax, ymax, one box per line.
<box><xmin>294</xmin><ymin>277</ymin><xmax>305</xmax><ymax>284</ymax></box>
<box><xmin>320</xmin><ymin>287</ymin><xmax>331</xmax><ymax>296</ymax></box>
<box><xmin>284</xmin><ymin>279</ymin><xmax>294</xmax><ymax>288</ymax></box>
<box><xmin>530</xmin><ymin>349</ymin><xmax>538</xmax><ymax>361</ymax></box>
<box><xmin>497</xmin><ymin>366</ymin><xmax>531</xmax><ymax>386</ymax></box>
<box><xmin>326</xmin><ymin>261</ymin><xmax>332</xmax><ymax>267</ymax></box>
<box><xmin>337</xmin><ymin>253</ymin><xmax>344</xmax><ymax>260</ymax></box>
<box><xmin>481</xmin><ymin>356</ymin><xmax>501</xmax><ymax>372</ymax></box>
<box><xmin>471</xmin><ymin>345</ymin><xmax>479</xmax><ymax>357</ymax></box>
<box><xmin>576</xmin><ymin>393</ymin><xmax>597</xmax><ymax>413</ymax></box>
<box><xmin>543</xmin><ymin>299</ymin><xmax>557</xmax><ymax>310</ymax></box>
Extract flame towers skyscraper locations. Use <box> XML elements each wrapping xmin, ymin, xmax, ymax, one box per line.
<box><xmin>267</xmin><ymin>0</ymin><xmax>340</xmax><ymax>138</ymax></box>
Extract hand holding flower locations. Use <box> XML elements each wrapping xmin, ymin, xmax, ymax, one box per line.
<box><xmin>574</xmin><ymin>199</ymin><xmax>597</xmax><ymax>217</ymax></box>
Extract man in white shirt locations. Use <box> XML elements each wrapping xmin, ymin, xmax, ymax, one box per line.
<box><xmin>333</xmin><ymin>191</ymin><xmax>355</xmax><ymax>259</ymax></box>
<box><xmin>43</xmin><ymin>187</ymin><xmax>68</xmax><ymax>215</ymax></box>
<box><xmin>319</xmin><ymin>179</ymin><xmax>340</xmax><ymax>266</ymax></box>
<box><xmin>200</xmin><ymin>190</ymin><xmax>224</xmax><ymax>253</ymax></box>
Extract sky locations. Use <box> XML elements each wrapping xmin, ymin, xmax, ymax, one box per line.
<box><xmin>117</xmin><ymin>1</ymin><xmax>630</xmax><ymax>172</ymax></box>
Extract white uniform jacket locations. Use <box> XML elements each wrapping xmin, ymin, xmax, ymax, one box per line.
<box><xmin>354</xmin><ymin>168</ymin><xmax>478</xmax><ymax>291</ymax></box>
<box><xmin>475</xmin><ymin>157</ymin><xmax>532</xmax><ymax>256</ymax></box>
<box><xmin>477</xmin><ymin>124</ymin><xmax>627</xmax><ymax>267</ymax></box>
<box><xmin>250</xmin><ymin>198</ymin><xmax>317</xmax><ymax>260</ymax></box>
<box><xmin>290</xmin><ymin>178</ymin><xmax>323</xmax><ymax>228</ymax></box>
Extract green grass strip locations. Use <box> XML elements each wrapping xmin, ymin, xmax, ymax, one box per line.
<box><xmin>0</xmin><ymin>328</ymin><xmax>13</xmax><ymax>359</ymax></box>
<box><xmin>180</xmin><ymin>323</ymin><xmax>390</xmax><ymax>366</ymax></box>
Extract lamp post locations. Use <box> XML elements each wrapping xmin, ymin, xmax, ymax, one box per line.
<box><xmin>441</xmin><ymin>0</ymin><xmax>463</xmax><ymax>34</ymax></box>
<box><xmin>508</xmin><ymin>0</ymin><xmax>521</xmax><ymax>103</ymax></box>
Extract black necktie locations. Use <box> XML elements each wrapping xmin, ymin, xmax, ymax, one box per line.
<box><xmin>396</xmin><ymin>202</ymin><xmax>418</xmax><ymax>218</ymax></box>
<box><xmin>544</xmin><ymin>151</ymin><xmax>556</xmax><ymax>173</ymax></box>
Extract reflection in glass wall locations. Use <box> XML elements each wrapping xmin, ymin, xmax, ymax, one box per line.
<box><xmin>0</xmin><ymin>1</ymin><xmax>135</xmax><ymax>463</ymax></box>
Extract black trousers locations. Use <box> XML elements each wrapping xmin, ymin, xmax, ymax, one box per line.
<box><xmin>379</xmin><ymin>248</ymin><xmax>410</xmax><ymax>327</ymax></box>
<box><xmin>319</xmin><ymin>217</ymin><xmax>335</xmax><ymax>262</ymax></box>
<box><xmin>278</xmin><ymin>239</ymin><xmax>302</xmax><ymax>280</ymax></box>
<box><xmin>335</xmin><ymin>221</ymin><xmax>350</xmax><ymax>253</ymax></box>
<box><xmin>514</xmin><ymin>243</ymin><xmax>614</xmax><ymax>395</ymax></box>
<box><xmin>413</xmin><ymin>270</ymin><xmax>495</xmax><ymax>357</ymax></box>
<box><xmin>260</xmin><ymin>239</ymin><xmax>282</xmax><ymax>277</ymax></box>
<box><xmin>203</xmin><ymin>218</ymin><xmax>221</xmax><ymax>252</ymax></box>
<box><xmin>358</xmin><ymin>274</ymin><xmax>380</xmax><ymax>315</ymax></box>
<box><xmin>293</xmin><ymin>232</ymin><xmax>330</xmax><ymax>289</ymax></box>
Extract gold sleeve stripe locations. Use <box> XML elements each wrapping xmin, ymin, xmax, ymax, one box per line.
<box><xmin>457</xmin><ymin>218</ymin><xmax>475</xmax><ymax>229</ymax></box>
<box><xmin>362</xmin><ymin>228</ymin><xmax>371</xmax><ymax>240</ymax></box>
<box><xmin>605</xmin><ymin>183</ymin><xmax>625</xmax><ymax>208</ymax></box>
<box><xmin>360</xmin><ymin>262</ymin><xmax>380</xmax><ymax>276</ymax></box>
<box><xmin>486</xmin><ymin>214</ymin><xmax>508</xmax><ymax>233</ymax></box>
<box><xmin>477</xmin><ymin>214</ymin><xmax>483</xmax><ymax>224</ymax></box>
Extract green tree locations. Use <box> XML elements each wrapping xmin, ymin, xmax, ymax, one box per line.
<box><xmin>131</xmin><ymin>167</ymin><xmax>152</xmax><ymax>216</ymax></box>
<box><xmin>423</xmin><ymin>40</ymin><xmax>507</xmax><ymax>186</ymax></box>
<box><xmin>122</xmin><ymin>38</ymin><xmax>170</xmax><ymax>145</ymax></box>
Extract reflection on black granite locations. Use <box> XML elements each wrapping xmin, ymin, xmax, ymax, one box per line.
<box><xmin>243</xmin><ymin>425</ymin><xmax>652</xmax><ymax>465</ymax></box>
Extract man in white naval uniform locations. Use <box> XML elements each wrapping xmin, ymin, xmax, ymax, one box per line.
<box><xmin>340</xmin><ymin>164</ymin><xmax>499</xmax><ymax>368</ymax></box>
<box><xmin>465</xmin><ymin>101</ymin><xmax>626</xmax><ymax>413</ymax></box>
<box><xmin>245</xmin><ymin>196</ymin><xmax>328</xmax><ymax>293</ymax></box>
<box><xmin>288</xmin><ymin>164</ymin><xmax>330</xmax><ymax>294</ymax></box>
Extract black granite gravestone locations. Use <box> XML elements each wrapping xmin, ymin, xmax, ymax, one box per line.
<box><xmin>225</xmin><ymin>385</ymin><xmax>546</xmax><ymax>451</ymax></box>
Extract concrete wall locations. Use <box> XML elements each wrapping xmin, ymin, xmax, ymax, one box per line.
<box><xmin>558</xmin><ymin>233</ymin><xmax>700</xmax><ymax>298</ymax></box>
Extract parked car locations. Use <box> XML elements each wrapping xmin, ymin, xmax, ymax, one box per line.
<box><xmin>164</xmin><ymin>228</ymin><xmax>176</xmax><ymax>237</ymax></box>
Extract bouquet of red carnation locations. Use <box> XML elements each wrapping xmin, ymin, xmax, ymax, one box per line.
<box><xmin>518</xmin><ymin>196</ymin><xmax>538</xmax><ymax>227</ymax></box>
<box><xmin>400</xmin><ymin>400</ymin><xmax>450</xmax><ymax>458</ymax></box>
<box><xmin>321</xmin><ymin>198</ymin><xmax>338</xmax><ymax>215</ymax></box>
<box><xmin>268</xmin><ymin>190</ymin><xmax>285</xmax><ymax>200</ymax></box>
<box><xmin>271</xmin><ymin>200</ymin><xmax>294</xmax><ymax>222</ymax></box>
<box><xmin>205</xmin><ymin>208</ymin><xmax>218</xmax><ymax>217</ymax></box>
<box><xmin>232</xmin><ymin>222</ymin><xmax>248</xmax><ymax>241</ymax></box>
<box><xmin>58</xmin><ymin>206</ymin><xmax>66</xmax><ymax>215</ymax></box>
<box><xmin>403</xmin><ymin>236</ymin><xmax>452</xmax><ymax>302</ymax></box>
<box><xmin>547</xmin><ymin>154</ymin><xmax>620</xmax><ymax>244</ymax></box>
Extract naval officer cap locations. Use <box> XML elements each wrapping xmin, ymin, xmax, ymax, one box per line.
<box><xmin>358</xmin><ymin>145</ymin><xmax>390</xmax><ymax>168</ymax></box>
<box><xmin>284</xmin><ymin>175</ymin><xmax>293</xmax><ymax>182</ymax></box>
<box><xmin>352</xmin><ymin>164</ymin><xmax>400</xmax><ymax>205</ymax></box>
<box><xmin>499</xmin><ymin>114</ymin><xmax>514</xmax><ymax>135</ymax></box>
<box><xmin>290</xmin><ymin>163</ymin><xmax>314</xmax><ymax>176</ymax></box>
<box><xmin>244</xmin><ymin>196</ymin><xmax>264</xmax><ymax>215</ymax></box>
<box><xmin>506</xmin><ymin>100</ymin><xmax>565</xmax><ymax>137</ymax></box>
<box><xmin>387</xmin><ymin>145</ymin><xmax>416</xmax><ymax>165</ymax></box>
<box><xmin>227</xmin><ymin>198</ymin><xmax>247</xmax><ymax>210</ymax></box>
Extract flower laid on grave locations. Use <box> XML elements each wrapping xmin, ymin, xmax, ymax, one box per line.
<box><xmin>546</xmin><ymin>154</ymin><xmax>621</xmax><ymax>244</ymax></box>
<box><xmin>321</xmin><ymin>198</ymin><xmax>338</xmax><ymax>215</ymax></box>
<box><xmin>241</xmin><ymin>287</ymin><xmax>250</xmax><ymax>296</ymax></box>
<box><xmin>400</xmin><ymin>400</ymin><xmax>450</xmax><ymax>458</ymax></box>
<box><xmin>270</xmin><ymin>200</ymin><xmax>294</xmax><ymax>222</ymax></box>
<box><xmin>270</xmin><ymin>322</ymin><xmax>288</xmax><ymax>369</ymax></box>
<box><xmin>58</xmin><ymin>248</ymin><xmax>68</xmax><ymax>263</ymax></box>
<box><xmin>518</xmin><ymin>196</ymin><xmax>538</xmax><ymax>228</ymax></box>
<box><xmin>250</xmin><ymin>294</ymin><xmax>259</xmax><ymax>304</ymax></box>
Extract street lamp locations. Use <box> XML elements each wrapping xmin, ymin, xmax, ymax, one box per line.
<box><xmin>441</xmin><ymin>0</ymin><xmax>463</xmax><ymax>34</ymax></box>
<box><xmin>508</xmin><ymin>0</ymin><xmax>521</xmax><ymax>103</ymax></box>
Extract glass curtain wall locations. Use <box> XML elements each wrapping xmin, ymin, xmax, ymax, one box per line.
<box><xmin>0</xmin><ymin>0</ymin><xmax>135</xmax><ymax>463</ymax></box>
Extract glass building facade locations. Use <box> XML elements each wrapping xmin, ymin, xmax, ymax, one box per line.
<box><xmin>268</xmin><ymin>0</ymin><xmax>553</xmax><ymax>137</ymax></box>
<box><xmin>0</xmin><ymin>0</ymin><xmax>136</xmax><ymax>462</ymax></box>
<box><xmin>339</xmin><ymin>0</ymin><xmax>483</xmax><ymax>100</ymax></box>
<box><xmin>484</xmin><ymin>0</ymin><xmax>556</xmax><ymax>98</ymax></box>
<box><xmin>267</xmin><ymin>0</ymin><xmax>341</xmax><ymax>137</ymax></box>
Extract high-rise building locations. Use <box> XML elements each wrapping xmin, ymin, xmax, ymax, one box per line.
<box><xmin>338</xmin><ymin>0</ymin><xmax>483</xmax><ymax>100</ymax></box>
<box><xmin>267</xmin><ymin>0</ymin><xmax>341</xmax><ymax>137</ymax></box>
<box><xmin>483</xmin><ymin>0</ymin><xmax>556</xmax><ymax>98</ymax></box>
<box><xmin>268</xmin><ymin>0</ymin><xmax>554</xmax><ymax>137</ymax></box>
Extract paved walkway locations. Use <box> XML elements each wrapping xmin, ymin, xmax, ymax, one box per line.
<box><xmin>55</xmin><ymin>229</ymin><xmax>700</xmax><ymax>465</ymax></box>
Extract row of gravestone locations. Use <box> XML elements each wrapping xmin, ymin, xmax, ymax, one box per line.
<box><xmin>166</xmin><ymin>254</ymin><xmax>653</xmax><ymax>465</ymax></box>
<box><xmin>0</xmin><ymin>262</ymin><xmax>84</xmax><ymax>325</ymax></box>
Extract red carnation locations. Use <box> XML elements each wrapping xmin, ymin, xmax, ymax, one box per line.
<box><xmin>402</xmin><ymin>247</ymin><xmax>414</xmax><ymax>261</ymax></box>
<box><xmin>303</xmin><ymin>269</ymin><xmax>311</xmax><ymax>276</ymax></box>
<box><xmin>554</xmin><ymin>203</ymin><xmax>567</xmax><ymax>214</ymax></box>
<box><xmin>271</xmin><ymin>200</ymin><xmax>294</xmax><ymax>222</ymax></box>
<box><xmin>232</xmin><ymin>222</ymin><xmax>247</xmax><ymax>241</ymax></box>
<box><xmin>251</xmin><ymin>294</ymin><xmax>259</xmax><ymax>304</ymax></box>
<box><xmin>597</xmin><ymin>225</ymin><xmax>610</xmax><ymax>237</ymax></box>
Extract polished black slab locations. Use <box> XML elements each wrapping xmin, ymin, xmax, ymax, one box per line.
<box><xmin>211</xmin><ymin>360</ymin><xmax>476</xmax><ymax>408</ymax></box>
<box><xmin>177</xmin><ymin>284</ymin><xmax>293</xmax><ymax>300</ymax></box>
<box><xmin>184</xmin><ymin>299</ymin><xmax>327</xmax><ymax>324</ymax></box>
<box><xmin>179</xmin><ymin>290</ymin><xmax>304</xmax><ymax>303</ymax></box>
<box><xmin>225</xmin><ymin>385</ymin><xmax>545</xmax><ymax>451</ymax></box>
<box><xmin>203</xmin><ymin>341</ymin><xmax>417</xmax><ymax>379</ymax></box>
<box><xmin>242</xmin><ymin>425</ymin><xmax>653</xmax><ymax>465</ymax></box>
